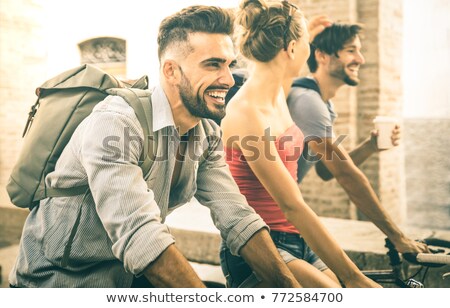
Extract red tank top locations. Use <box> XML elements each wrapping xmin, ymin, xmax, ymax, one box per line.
<box><xmin>225</xmin><ymin>124</ymin><xmax>304</xmax><ymax>234</ymax></box>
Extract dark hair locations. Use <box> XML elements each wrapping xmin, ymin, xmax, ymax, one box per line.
<box><xmin>307</xmin><ymin>23</ymin><xmax>363</xmax><ymax>72</ymax></box>
<box><xmin>157</xmin><ymin>5</ymin><xmax>235</xmax><ymax>60</ymax></box>
<box><xmin>237</xmin><ymin>0</ymin><xmax>304</xmax><ymax>63</ymax></box>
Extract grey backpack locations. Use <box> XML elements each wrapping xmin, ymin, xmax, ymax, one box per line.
<box><xmin>6</xmin><ymin>64</ymin><xmax>155</xmax><ymax>209</ymax></box>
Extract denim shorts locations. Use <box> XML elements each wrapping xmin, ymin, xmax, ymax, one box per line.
<box><xmin>220</xmin><ymin>230</ymin><xmax>328</xmax><ymax>288</ymax></box>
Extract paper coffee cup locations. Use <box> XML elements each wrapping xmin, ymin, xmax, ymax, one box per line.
<box><xmin>373</xmin><ymin>116</ymin><xmax>398</xmax><ymax>149</ymax></box>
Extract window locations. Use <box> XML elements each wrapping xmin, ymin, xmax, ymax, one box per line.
<box><xmin>78</xmin><ymin>37</ymin><xmax>126</xmax><ymax>78</ymax></box>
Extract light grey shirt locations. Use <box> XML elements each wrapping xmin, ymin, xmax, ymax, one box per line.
<box><xmin>287</xmin><ymin>80</ymin><xmax>337</xmax><ymax>182</ymax></box>
<box><xmin>10</xmin><ymin>85</ymin><xmax>266</xmax><ymax>287</ymax></box>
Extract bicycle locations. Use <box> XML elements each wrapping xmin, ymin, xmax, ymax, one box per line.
<box><xmin>201</xmin><ymin>236</ymin><xmax>450</xmax><ymax>288</ymax></box>
<box><xmin>362</xmin><ymin>237</ymin><xmax>450</xmax><ymax>287</ymax></box>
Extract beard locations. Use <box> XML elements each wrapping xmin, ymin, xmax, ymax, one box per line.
<box><xmin>177</xmin><ymin>69</ymin><xmax>226</xmax><ymax>123</ymax></box>
<box><xmin>329</xmin><ymin>60</ymin><xmax>360</xmax><ymax>86</ymax></box>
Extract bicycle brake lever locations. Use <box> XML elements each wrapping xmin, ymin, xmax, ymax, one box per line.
<box><xmin>429</xmin><ymin>248</ymin><xmax>445</xmax><ymax>254</ymax></box>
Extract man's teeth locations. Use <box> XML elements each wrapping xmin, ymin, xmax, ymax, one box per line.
<box><xmin>348</xmin><ymin>67</ymin><xmax>359</xmax><ymax>75</ymax></box>
<box><xmin>208</xmin><ymin>91</ymin><xmax>227</xmax><ymax>99</ymax></box>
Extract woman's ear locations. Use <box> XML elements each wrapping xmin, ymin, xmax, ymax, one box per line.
<box><xmin>287</xmin><ymin>40</ymin><xmax>297</xmax><ymax>60</ymax></box>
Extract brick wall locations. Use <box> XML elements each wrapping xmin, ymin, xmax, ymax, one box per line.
<box><xmin>358</xmin><ymin>0</ymin><xmax>406</xmax><ymax>222</ymax></box>
<box><xmin>294</xmin><ymin>0</ymin><xmax>406</xmax><ymax>222</ymax></box>
<box><xmin>0</xmin><ymin>0</ymin><xmax>47</xmax><ymax>208</ymax></box>
<box><xmin>294</xmin><ymin>0</ymin><xmax>359</xmax><ymax>219</ymax></box>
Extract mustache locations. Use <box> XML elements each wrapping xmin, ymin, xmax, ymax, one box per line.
<box><xmin>206</xmin><ymin>85</ymin><xmax>230</xmax><ymax>91</ymax></box>
<box><xmin>347</xmin><ymin>62</ymin><xmax>360</xmax><ymax>67</ymax></box>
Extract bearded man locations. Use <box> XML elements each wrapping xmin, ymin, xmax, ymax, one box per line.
<box><xmin>9</xmin><ymin>5</ymin><xmax>301</xmax><ymax>288</ymax></box>
<box><xmin>286</xmin><ymin>23</ymin><xmax>428</xmax><ymax>255</ymax></box>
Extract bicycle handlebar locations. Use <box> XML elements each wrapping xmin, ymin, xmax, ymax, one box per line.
<box><xmin>403</xmin><ymin>252</ymin><xmax>450</xmax><ymax>266</ymax></box>
<box><xmin>385</xmin><ymin>237</ymin><xmax>450</xmax><ymax>267</ymax></box>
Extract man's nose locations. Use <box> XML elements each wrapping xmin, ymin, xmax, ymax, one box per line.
<box><xmin>219</xmin><ymin>67</ymin><xmax>235</xmax><ymax>88</ymax></box>
<box><xmin>356</xmin><ymin>50</ymin><xmax>365</xmax><ymax>64</ymax></box>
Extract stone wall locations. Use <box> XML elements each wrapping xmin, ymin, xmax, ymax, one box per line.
<box><xmin>3</xmin><ymin>199</ymin><xmax>449</xmax><ymax>288</ymax></box>
<box><xmin>0</xmin><ymin>0</ymin><xmax>47</xmax><ymax>208</ymax></box>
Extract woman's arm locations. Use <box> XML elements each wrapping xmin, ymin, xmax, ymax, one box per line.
<box><xmin>223</xmin><ymin>111</ymin><xmax>380</xmax><ymax>287</ymax></box>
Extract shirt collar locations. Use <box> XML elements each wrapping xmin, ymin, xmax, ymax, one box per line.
<box><xmin>151</xmin><ymin>84</ymin><xmax>176</xmax><ymax>132</ymax></box>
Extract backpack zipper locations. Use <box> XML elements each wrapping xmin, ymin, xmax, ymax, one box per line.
<box><xmin>22</xmin><ymin>99</ymin><xmax>40</xmax><ymax>137</ymax></box>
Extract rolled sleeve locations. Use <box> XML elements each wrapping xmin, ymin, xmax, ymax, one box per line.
<box><xmin>195</xmin><ymin>123</ymin><xmax>268</xmax><ymax>256</ymax></box>
<box><xmin>225</xmin><ymin>212</ymin><xmax>268</xmax><ymax>256</ymax></box>
<box><xmin>80</xmin><ymin>97</ymin><xmax>174</xmax><ymax>274</ymax></box>
<box><xmin>124</xmin><ymin>220</ymin><xmax>175</xmax><ymax>275</ymax></box>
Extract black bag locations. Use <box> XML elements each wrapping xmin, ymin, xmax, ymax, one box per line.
<box><xmin>226</xmin><ymin>72</ymin><xmax>321</xmax><ymax>104</ymax></box>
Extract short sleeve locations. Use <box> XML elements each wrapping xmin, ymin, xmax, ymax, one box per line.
<box><xmin>287</xmin><ymin>88</ymin><xmax>334</xmax><ymax>140</ymax></box>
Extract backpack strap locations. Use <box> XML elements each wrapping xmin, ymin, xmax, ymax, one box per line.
<box><xmin>225</xmin><ymin>71</ymin><xmax>248</xmax><ymax>105</ymax></box>
<box><xmin>106</xmin><ymin>87</ymin><xmax>155</xmax><ymax>177</ymax></box>
<box><xmin>291</xmin><ymin>77</ymin><xmax>321</xmax><ymax>94</ymax></box>
<box><xmin>45</xmin><ymin>88</ymin><xmax>155</xmax><ymax>199</ymax></box>
<box><xmin>232</xmin><ymin>71</ymin><xmax>247</xmax><ymax>88</ymax></box>
<box><xmin>291</xmin><ymin>77</ymin><xmax>335</xmax><ymax>180</ymax></box>
<box><xmin>45</xmin><ymin>185</ymin><xmax>90</xmax><ymax>198</ymax></box>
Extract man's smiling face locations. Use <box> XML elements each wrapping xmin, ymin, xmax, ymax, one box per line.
<box><xmin>329</xmin><ymin>35</ymin><xmax>365</xmax><ymax>86</ymax></box>
<box><xmin>176</xmin><ymin>32</ymin><xmax>236</xmax><ymax>122</ymax></box>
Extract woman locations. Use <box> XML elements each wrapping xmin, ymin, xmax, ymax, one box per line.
<box><xmin>220</xmin><ymin>0</ymin><xmax>380</xmax><ymax>288</ymax></box>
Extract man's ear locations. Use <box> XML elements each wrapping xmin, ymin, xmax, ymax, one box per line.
<box><xmin>315</xmin><ymin>49</ymin><xmax>329</xmax><ymax>66</ymax></box>
<box><xmin>162</xmin><ymin>60</ymin><xmax>180</xmax><ymax>84</ymax></box>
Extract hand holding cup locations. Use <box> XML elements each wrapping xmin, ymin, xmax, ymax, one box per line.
<box><xmin>372</xmin><ymin>116</ymin><xmax>401</xmax><ymax>151</ymax></box>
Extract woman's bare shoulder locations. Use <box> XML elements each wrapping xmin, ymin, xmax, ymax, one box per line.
<box><xmin>222</xmin><ymin>96</ymin><xmax>266</xmax><ymax>137</ymax></box>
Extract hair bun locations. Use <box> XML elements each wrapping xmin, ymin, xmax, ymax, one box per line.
<box><xmin>240</xmin><ymin>0</ymin><xmax>264</xmax><ymax>10</ymax></box>
<box><xmin>238</xmin><ymin>0</ymin><xmax>268</xmax><ymax>31</ymax></box>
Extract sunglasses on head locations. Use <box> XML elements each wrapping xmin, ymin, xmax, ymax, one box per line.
<box><xmin>282</xmin><ymin>0</ymin><xmax>298</xmax><ymax>50</ymax></box>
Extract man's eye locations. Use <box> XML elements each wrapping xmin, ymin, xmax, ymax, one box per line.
<box><xmin>209</xmin><ymin>63</ymin><xmax>220</xmax><ymax>68</ymax></box>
